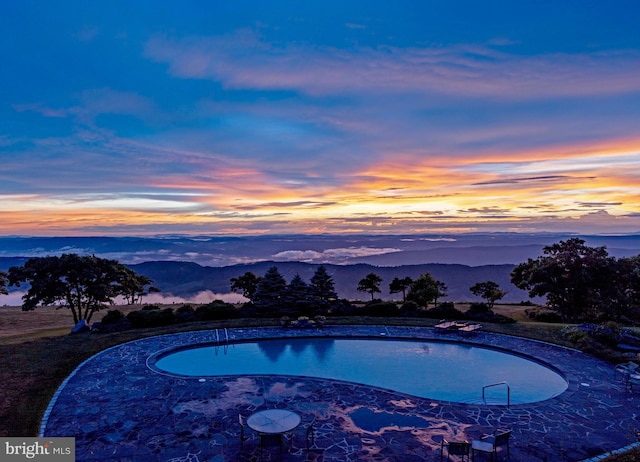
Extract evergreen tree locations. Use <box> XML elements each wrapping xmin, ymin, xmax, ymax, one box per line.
<box><xmin>253</xmin><ymin>266</ymin><xmax>287</xmax><ymax>313</ymax></box>
<box><xmin>0</xmin><ymin>270</ymin><xmax>7</xmax><ymax>296</ymax></box>
<box><xmin>284</xmin><ymin>273</ymin><xmax>314</xmax><ymax>315</ymax></box>
<box><xmin>310</xmin><ymin>265</ymin><xmax>337</xmax><ymax>303</ymax></box>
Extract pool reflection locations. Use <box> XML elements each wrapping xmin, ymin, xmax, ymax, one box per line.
<box><xmin>257</xmin><ymin>338</ymin><xmax>335</xmax><ymax>363</ymax></box>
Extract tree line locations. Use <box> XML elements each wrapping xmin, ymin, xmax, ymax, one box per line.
<box><xmin>230</xmin><ymin>237</ymin><xmax>640</xmax><ymax>323</ymax></box>
<box><xmin>1</xmin><ymin>238</ymin><xmax>639</xmax><ymax>326</ymax></box>
<box><xmin>232</xmin><ymin>265</ymin><xmax>505</xmax><ymax>310</ymax></box>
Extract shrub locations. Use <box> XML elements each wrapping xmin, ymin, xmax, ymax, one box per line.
<box><xmin>399</xmin><ymin>301</ymin><xmax>419</xmax><ymax>315</ymax></box>
<box><xmin>591</xmin><ymin>322</ymin><xmax>621</xmax><ymax>348</ymax></box>
<box><xmin>538</xmin><ymin>311</ymin><xmax>562</xmax><ymax>323</ymax></box>
<box><xmin>141</xmin><ymin>304</ymin><xmax>161</xmax><ymax>311</ymax></box>
<box><xmin>525</xmin><ymin>308</ymin><xmax>563</xmax><ymax>323</ymax></box>
<box><xmin>195</xmin><ymin>301</ymin><xmax>239</xmax><ymax>321</ymax></box>
<box><xmin>362</xmin><ymin>301</ymin><xmax>399</xmax><ymax>317</ymax></box>
<box><xmin>464</xmin><ymin>303</ymin><xmax>516</xmax><ymax>324</ymax></box>
<box><xmin>489</xmin><ymin>314</ymin><xmax>517</xmax><ymax>324</ymax></box>
<box><xmin>176</xmin><ymin>304</ymin><xmax>193</xmax><ymax>313</ymax></box>
<box><xmin>101</xmin><ymin>309</ymin><xmax>124</xmax><ymax>325</ymax></box>
<box><xmin>562</xmin><ymin>323</ymin><xmax>623</xmax><ymax>350</ymax></box>
<box><xmin>127</xmin><ymin>307</ymin><xmax>175</xmax><ymax>328</ymax></box>
<box><xmin>467</xmin><ymin>302</ymin><xmax>489</xmax><ymax>315</ymax></box>
<box><xmin>423</xmin><ymin>302</ymin><xmax>464</xmax><ymax>320</ymax></box>
<box><xmin>562</xmin><ymin>326</ymin><xmax>589</xmax><ymax>344</ymax></box>
<box><xmin>175</xmin><ymin>304</ymin><xmax>196</xmax><ymax>323</ymax></box>
<box><xmin>328</xmin><ymin>299</ymin><xmax>355</xmax><ymax>316</ymax></box>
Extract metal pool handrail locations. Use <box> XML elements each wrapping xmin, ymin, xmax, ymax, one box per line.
<box><xmin>483</xmin><ymin>381</ymin><xmax>510</xmax><ymax>408</ymax></box>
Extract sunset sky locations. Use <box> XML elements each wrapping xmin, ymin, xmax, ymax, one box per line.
<box><xmin>2</xmin><ymin>1</ymin><xmax>639</xmax><ymax>236</ymax></box>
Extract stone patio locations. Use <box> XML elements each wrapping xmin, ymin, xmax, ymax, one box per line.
<box><xmin>40</xmin><ymin>325</ymin><xmax>640</xmax><ymax>461</ymax></box>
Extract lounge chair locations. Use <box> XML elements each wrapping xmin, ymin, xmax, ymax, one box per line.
<box><xmin>471</xmin><ymin>429</ymin><xmax>511</xmax><ymax>461</ymax></box>
<box><xmin>441</xmin><ymin>439</ymin><xmax>470</xmax><ymax>461</ymax></box>
<box><xmin>435</xmin><ymin>320</ymin><xmax>457</xmax><ymax>329</ymax></box>
<box><xmin>615</xmin><ymin>361</ymin><xmax>639</xmax><ymax>381</ymax></box>
<box><xmin>459</xmin><ymin>324</ymin><xmax>482</xmax><ymax>332</ymax></box>
<box><xmin>435</xmin><ymin>320</ymin><xmax>468</xmax><ymax>331</ymax></box>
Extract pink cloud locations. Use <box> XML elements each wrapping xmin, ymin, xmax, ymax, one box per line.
<box><xmin>13</xmin><ymin>103</ymin><xmax>68</xmax><ymax>118</ymax></box>
<box><xmin>144</xmin><ymin>30</ymin><xmax>640</xmax><ymax>99</ymax></box>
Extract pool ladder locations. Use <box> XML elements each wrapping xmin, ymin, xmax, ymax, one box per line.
<box><xmin>482</xmin><ymin>381</ymin><xmax>510</xmax><ymax>408</ymax></box>
<box><xmin>214</xmin><ymin>328</ymin><xmax>230</xmax><ymax>355</ymax></box>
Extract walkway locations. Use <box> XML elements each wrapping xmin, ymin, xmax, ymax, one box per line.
<box><xmin>40</xmin><ymin>326</ymin><xmax>640</xmax><ymax>461</ymax></box>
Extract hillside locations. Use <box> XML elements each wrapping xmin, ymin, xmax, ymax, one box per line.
<box><xmin>129</xmin><ymin>260</ymin><xmax>532</xmax><ymax>303</ymax></box>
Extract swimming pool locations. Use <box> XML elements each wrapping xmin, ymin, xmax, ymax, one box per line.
<box><xmin>149</xmin><ymin>337</ymin><xmax>568</xmax><ymax>404</ymax></box>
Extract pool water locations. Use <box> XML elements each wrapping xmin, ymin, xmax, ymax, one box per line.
<box><xmin>150</xmin><ymin>337</ymin><xmax>568</xmax><ymax>404</ymax></box>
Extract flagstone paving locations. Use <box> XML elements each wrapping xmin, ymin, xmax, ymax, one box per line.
<box><xmin>40</xmin><ymin>326</ymin><xmax>640</xmax><ymax>461</ymax></box>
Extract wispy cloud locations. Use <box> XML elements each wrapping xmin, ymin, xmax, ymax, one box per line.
<box><xmin>145</xmin><ymin>30</ymin><xmax>640</xmax><ymax>99</ymax></box>
<box><xmin>272</xmin><ymin>246</ymin><xmax>402</xmax><ymax>263</ymax></box>
<box><xmin>472</xmin><ymin>176</ymin><xmax>572</xmax><ymax>186</ymax></box>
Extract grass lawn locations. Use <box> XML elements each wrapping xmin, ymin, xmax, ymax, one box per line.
<box><xmin>0</xmin><ymin>303</ymin><xmax>636</xmax><ymax>461</ymax></box>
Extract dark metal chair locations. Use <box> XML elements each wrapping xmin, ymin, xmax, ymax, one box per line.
<box><xmin>238</xmin><ymin>414</ymin><xmax>248</xmax><ymax>447</ymax></box>
<box><xmin>471</xmin><ymin>429</ymin><xmax>511</xmax><ymax>461</ymax></box>
<box><xmin>615</xmin><ymin>361</ymin><xmax>639</xmax><ymax>381</ymax></box>
<box><xmin>305</xmin><ymin>416</ymin><xmax>316</xmax><ymax>450</ymax></box>
<box><xmin>259</xmin><ymin>432</ymin><xmax>283</xmax><ymax>458</ymax></box>
<box><xmin>441</xmin><ymin>439</ymin><xmax>470</xmax><ymax>461</ymax></box>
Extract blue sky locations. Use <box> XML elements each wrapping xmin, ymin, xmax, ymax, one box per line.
<box><xmin>1</xmin><ymin>1</ymin><xmax>639</xmax><ymax>236</ymax></box>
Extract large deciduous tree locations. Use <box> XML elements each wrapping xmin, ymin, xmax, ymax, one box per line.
<box><xmin>357</xmin><ymin>273</ymin><xmax>382</xmax><ymax>300</ymax></box>
<box><xmin>118</xmin><ymin>267</ymin><xmax>160</xmax><ymax>305</ymax></box>
<box><xmin>389</xmin><ymin>276</ymin><xmax>413</xmax><ymax>302</ymax></box>
<box><xmin>469</xmin><ymin>281</ymin><xmax>506</xmax><ymax>309</ymax></box>
<box><xmin>230</xmin><ymin>271</ymin><xmax>262</xmax><ymax>303</ymax></box>
<box><xmin>8</xmin><ymin>254</ymin><xmax>154</xmax><ymax>325</ymax></box>
<box><xmin>510</xmin><ymin>238</ymin><xmax>617</xmax><ymax>322</ymax></box>
<box><xmin>407</xmin><ymin>273</ymin><xmax>447</xmax><ymax>307</ymax></box>
<box><xmin>593</xmin><ymin>254</ymin><xmax>640</xmax><ymax>321</ymax></box>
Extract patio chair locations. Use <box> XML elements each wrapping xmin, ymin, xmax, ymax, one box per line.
<box><xmin>615</xmin><ymin>361</ymin><xmax>639</xmax><ymax>381</ymax></box>
<box><xmin>441</xmin><ymin>439</ymin><xmax>470</xmax><ymax>461</ymax></box>
<box><xmin>259</xmin><ymin>432</ymin><xmax>283</xmax><ymax>457</ymax></box>
<box><xmin>471</xmin><ymin>429</ymin><xmax>511</xmax><ymax>461</ymax></box>
<box><xmin>305</xmin><ymin>416</ymin><xmax>316</xmax><ymax>450</ymax></box>
<box><xmin>626</xmin><ymin>374</ymin><xmax>640</xmax><ymax>392</ymax></box>
<box><xmin>238</xmin><ymin>414</ymin><xmax>247</xmax><ymax>447</ymax></box>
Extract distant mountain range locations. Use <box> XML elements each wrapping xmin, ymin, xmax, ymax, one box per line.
<box><xmin>0</xmin><ymin>256</ymin><xmax>528</xmax><ymax>303</ymax></box>
<box><xmin>2</xmin><ymin>233</ymin><xmax>639</xmax><ymax>304</ymax></box>
<box><xmin>1</xmin><ymin>233</ymin><xmax>639</xmax><ymax>267</ymax></box>
<box><xmin>128</xmin><ymin>260</ymin><xmax>531</xmax><ymax>303</ymax></box>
